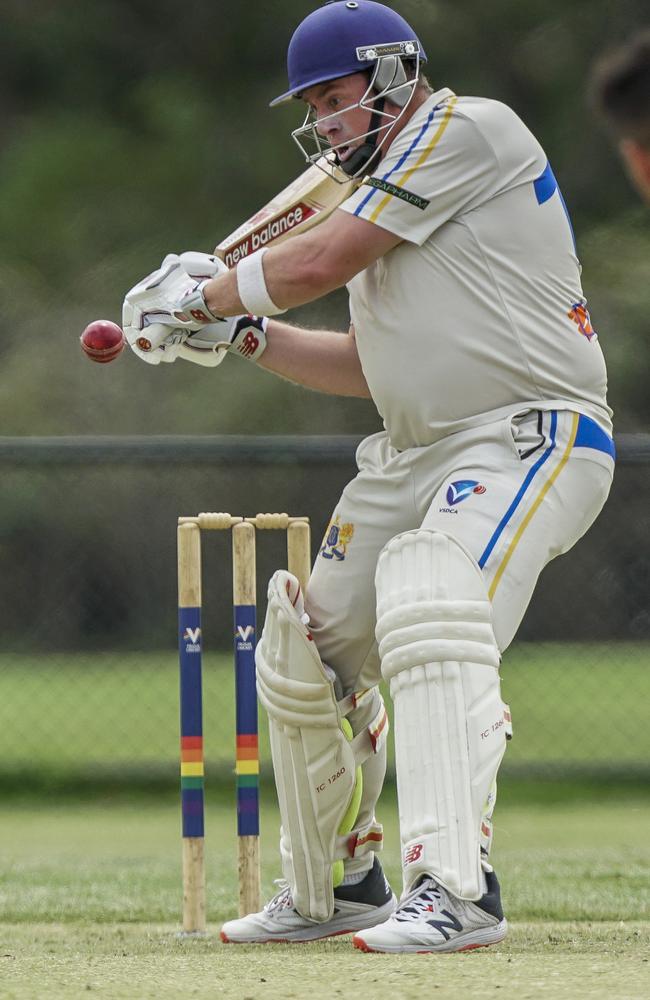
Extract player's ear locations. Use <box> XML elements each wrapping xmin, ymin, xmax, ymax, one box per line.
<box><xmin>619</xmin><ymin>139</ymin><xmax>650</xmax><ymax>202</ymax></box>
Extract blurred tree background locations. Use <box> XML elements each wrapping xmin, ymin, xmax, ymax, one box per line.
<box><xmin>0</xmin><ymin>0</ymin><xmax>648</xmax><ymax>437</ymax></box>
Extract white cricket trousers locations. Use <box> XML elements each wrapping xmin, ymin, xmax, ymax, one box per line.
<box><xmin>307</xmin><ymin>409</ymin><xmax>614</xmax><ymax>689</ymax></box>
<box><xmin>302</xmin><ymin>408</ymin><xmax>613</xmax><ymax>876</ymax></box>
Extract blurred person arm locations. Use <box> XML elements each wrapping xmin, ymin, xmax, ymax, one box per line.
<box><xmin>589</xmin><ymin>30</ymin><xmax>650</xmax><ymax>204</ymax></box>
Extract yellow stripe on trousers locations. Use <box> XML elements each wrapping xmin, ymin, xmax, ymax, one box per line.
<box><xmin>488</xmin><ymin>413</ymin><xmax>579</xmax><ymax>600</ymax></box>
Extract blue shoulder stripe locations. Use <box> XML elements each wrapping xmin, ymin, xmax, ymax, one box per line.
<box><xmin>353</xmin><ymin>105</ymin><xmax>441</xmax><ymax>217</ymax></box>
<box><xmin>534</xmin><ymin>160</ymin><xmax>576</xmax><ymax>252</ymax></box>
<box><xmin>533</xmin><ymin>161</ymin><xmax>558</xmax><ymax>205</ymax></box>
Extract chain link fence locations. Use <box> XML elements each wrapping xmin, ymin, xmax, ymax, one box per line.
<box><xmin>0</xmin><ymin>434</ymin><xmax>648</xmax><ymax>791</ymax></box>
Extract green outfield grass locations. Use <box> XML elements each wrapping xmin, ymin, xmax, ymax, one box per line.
<box><xmin>0</xmin><ymin>792</ymin><xmax>648</xmax><ymax>999</ymax></box>
<box><xmin>0</xmin><ymin>642</ymin><xmax>648</xmax><ymax>787</ymax></box>
<box><xmin>1</xmin><ymin>644</ymin><xmax>648</xmax><ymax>995</ymax></box>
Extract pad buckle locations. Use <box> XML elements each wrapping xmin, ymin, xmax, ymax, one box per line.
<box><xmin>336</xmin><ymin>822</ymin><xmax>384</xmax><ymax>860</ymax></box>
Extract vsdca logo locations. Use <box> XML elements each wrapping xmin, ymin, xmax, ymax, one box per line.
<box><xmin>183</xmin><ymin>626</ymin><xmax>201</xmax><ymax>653</ymax></box>
<box><xmin>446</xmin><ymin>480</ymin><xmax>487</xmax><ymax>506</ymax></box>
<box><xmin>235</xmin><ymin>625</ymin><xmax>255</xmax><ymax>651</ymax></box>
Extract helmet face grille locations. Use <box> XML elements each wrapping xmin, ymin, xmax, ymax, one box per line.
<box><xmin>290</xmin><ymin>49</ymin><xmax>421</xmax><ymax>181</ymax></box>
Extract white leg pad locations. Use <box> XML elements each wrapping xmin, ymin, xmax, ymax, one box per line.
<box><xmin>256</xmin><ymin>570</ymin><xmax>388</xmax><ymax>922</ymax></box>
<box><xmin>375</xmin><ymin>529</ymin><xmax>508</xmax><ymax>900</ymax></box>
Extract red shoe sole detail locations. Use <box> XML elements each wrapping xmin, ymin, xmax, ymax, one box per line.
<box><xmin>221</xmin><ymin>927</ymin><xmax>359</xmax><ymax>945</ymax></box>
<box><xmin>352</xmin><ymin>936</ymin><xmax>502</xmax><ymax>955</ymax></box>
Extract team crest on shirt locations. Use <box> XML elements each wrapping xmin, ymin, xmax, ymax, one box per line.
<box><xmin>320</xmin><ymin>516</ymin><xmax>355</xmax><ymax>561</ymax></box>
<box><xmin>440</xmin><ymin>480</ymin><xmax>486</xmax><ymax>513</ymax></box>
<box><xmin>567</xmin><ymin>302</ymin><xmax>597</xmax><ymax>341</ymax></box>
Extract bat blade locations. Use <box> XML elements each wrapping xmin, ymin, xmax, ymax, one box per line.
<box><xmin>215</xmin><ymin>157</ymin><xmax>359</xmax><ymax>268</ymax></box>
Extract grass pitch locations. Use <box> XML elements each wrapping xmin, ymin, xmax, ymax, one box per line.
<box><xmin>2</xmin><ymin>921</ymin><xmax>648</xmax><ymax>1000</ymax></box>
<box><xmin>1</xmin><ymin>643</ymin><xmax>648</xmax><ymax>996</ymax></box>
<box><xmin>1</xmin><ymin>791</ymin><xmax>648</xmax><ymax>999</ymax></box>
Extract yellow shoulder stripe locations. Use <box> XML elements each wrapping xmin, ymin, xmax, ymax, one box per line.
<box><xmin>368</xmin><ymin>96</ymin><xmax>458</xmax><ymax>224</ymax></box>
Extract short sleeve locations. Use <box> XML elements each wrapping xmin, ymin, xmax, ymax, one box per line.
<box><xmin>340</xmin><ymin>97</ymin><xmax>499</xmax><ymax>245</ymax></box>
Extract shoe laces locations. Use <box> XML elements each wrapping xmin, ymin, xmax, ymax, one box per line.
<box><xmin>393</xmin><ymin>878</ymin><xmax>446</xmax><ymax>923</ymax></box>
<box><xmin>264</xmin><ymin>879</ymin><xmax>294</xmax><ymax>914</ymax></box>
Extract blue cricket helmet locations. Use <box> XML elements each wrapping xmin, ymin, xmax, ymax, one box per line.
<box><xmin>270</xmin><ymin>1</ymin><xmax>427</xmax><ymax>106</ymax></box>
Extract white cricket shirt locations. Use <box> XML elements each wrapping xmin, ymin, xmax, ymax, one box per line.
<box><xmin>341</xmin><ymin>89</ymin><xmax>612</xmax><ymax>450</ymax></box>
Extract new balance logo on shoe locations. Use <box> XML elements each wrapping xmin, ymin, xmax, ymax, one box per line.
<box><xmin>352</xmin><ymin>872</ymin><xmax>508</xmax><ymax>954</ymax></box>
<box><xmin>425</xmin><ymin>911</ymin><xmax>463</xmax><ymax>940</ymax></box>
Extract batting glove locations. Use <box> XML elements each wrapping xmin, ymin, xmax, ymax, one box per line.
<box><xmin>122</xmin><ymin>251</ymin><xmax>268</xmax><ymax>366</ymax></box>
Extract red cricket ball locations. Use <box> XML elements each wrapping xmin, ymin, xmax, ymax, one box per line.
<box><xmin>80</xmin><ymin>320</ymin><xmax>125</xmax><ymax>364</ymax></box>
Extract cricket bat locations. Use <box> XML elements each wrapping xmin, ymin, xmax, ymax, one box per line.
<box><xmin>215</xmin><ymin>156</ymin><xmax>360</xmax><ymax>268</ymax></box>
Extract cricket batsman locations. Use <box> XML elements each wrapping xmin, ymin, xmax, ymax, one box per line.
<box><xmin>123</xmin><ymin>1</ymin><xmax>615</xmax><ymax>953</ymax></box>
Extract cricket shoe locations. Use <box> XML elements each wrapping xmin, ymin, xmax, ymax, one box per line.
<box><xmin>352</xmin><ymin>869</ymin><xmax>507</xmax><ymax>954</ymax></box>
<box><xmin>220</xmin><ymin>857</ymin><xmax>397</xmax><ymax>943</ymax></box>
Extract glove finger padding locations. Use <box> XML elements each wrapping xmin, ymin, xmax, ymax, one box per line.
<box><xmin>123</xmin><ymin>280</ymin><xmax>187</xmax><ymax>357</ymax></box>
<box><xmin>178</xmin><ymin>251</ymin><xmax>227</xmax><ymax>280</ymax></box>
<box><xmin>123</xmin><ymin>317</ymin><xmax>188</xmax><ymax>365</ymax></box>
<box><xmin>175</xmin><ymin>340</ymin><xmax>229</xmax><ymax>367</ymax></box>
<box><xmin>122</xmin><ymin>251</ymin><xmax>267</xmax><ymax>365</ymax></box>
<box><xmin>122</xmin><ymin>252</ymin><xmax>225</xmax><ymax>345</ymax></box>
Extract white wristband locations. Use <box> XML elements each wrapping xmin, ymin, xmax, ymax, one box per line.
<box><xmin>236</xmin><ymin>249</ymin><xmax>287</xmax><ymax>317</ymax></box>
